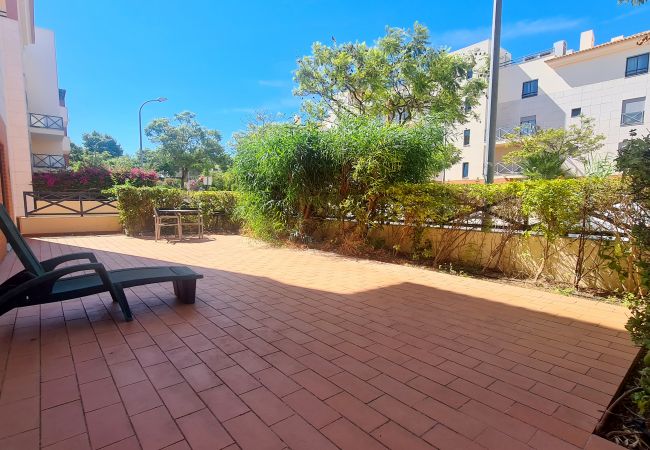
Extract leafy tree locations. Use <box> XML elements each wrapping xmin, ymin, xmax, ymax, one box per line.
<box><xmin>233</xmin><ymin>115</ymin><xmax>458</xmax><ymax>238</ymax></box>
<box><xmin>294</xmin><ymin>22</ymin><xmax>486</xmax><ymax>125</ymax></box>
<box><xmin>504</xmin><ymin>117</ymin><xmax>605</xmax><ymax>179</ymax></box>
<box><xmin>617</xmin><ymin>132</ymin><xmax>650</xmax><ymax>207</ymax></box>
<box><xmin>81</xmin><ymin>131</ymin><xmax>124</xmax><ymax>157</ymax></box>
<box><xmin>145</xmin><ymin>111</ymin><xmax>231</xmax><ymax>185</ymax></box>
<box><xmin>69</xmin><ymin>144</ymin><xmax>137</xmax><ymax>172</ymax></box>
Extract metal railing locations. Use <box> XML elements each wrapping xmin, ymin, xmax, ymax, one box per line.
<box><xmin>29</xmin><ymin>113</ymin><xmax>64</xmax><ymax>130</ymax></box>
<box><xmin>495</xmin><ymin>162</ymin><xmax>524</xmax><ymax>176</ymax></box>
<box><xmin>32</xmin><ymin>154</ymin><xmax>66</xmax><ymax>169</ymax></box>
<box><xmin>621</xmin><ymin>111</ymin><xmax>644</xmax><ymax>126</ymax></box>
<box><xmin>24</xmin><ymin>191</ymin><xmax>117</xmax><ymax>217</ymax></box>
<box><xmin>500</xmin><ymin>49</ymin><xmax>553</xmax><ymax>68</ymax></box>
<box><xmin>496</xmin><ymin>123</ymin><xmax>538</xmax><ymax>141</ymax></box>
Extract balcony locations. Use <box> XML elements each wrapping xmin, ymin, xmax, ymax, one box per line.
<box><xmin>495</xmin><ymin>161</ymin><xmax>524</xmax><ymax>176</ymax></box>
<box><xmin>500</xmin><ymin>48</ymin><xmax>553</xmax><ymax>68</ymax></box>
<box><xmin>32</xmin><ymin>153</ymin><xmax>67</xmax><ymax>170</ymax></box>
<box><xmin>29</xmin><ymin>113</ymin><xmax>65</xmax><ymax>132</ymax></box>
<box><xmin>495</xmin><ymin>123</ymin><xmax>538</xmax><ymax>142</ymax></box>
<box><xmin>621</xmin><ymin>111</ymin><xmax>644</xmax><ymax>126</ymax></box>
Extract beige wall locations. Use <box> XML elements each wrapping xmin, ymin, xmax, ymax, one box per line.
<box><xmin>0</xmin><ymin>3</ymin><xmax>68</xmax><ymax>217</ymax></box>
<box><xmin>18</xmin><ymin>215</ymin><xmax>122</xmax><ymax>236</ymax></box>
<box><xmin>374</xmin><ymin>225</ymin><xmax>629</xmax><ymax>292</ymax></box>
<box><xmin>30</xmin><ymin>133</ymin><xmax>70</xmax><ymax>155</ymax></box>
<box><xmin>0</xmin><ymin>17</ymin><xmax>33</xmax><ymax>217</ymax></box>
<box><xmin>317</xmin><ymin>221</ymin><xmax>632</xmax><ymax>293</ymax></box>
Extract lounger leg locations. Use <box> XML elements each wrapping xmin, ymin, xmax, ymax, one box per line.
<box><xmin>175</xmin><ymin>279</ymin><xmax>196</xmax><ymax>304</ymax></box>
<box><xmin>109</xmin><ymin>284</ymin><xmax>133</xmax><ymax>321</ymax></box>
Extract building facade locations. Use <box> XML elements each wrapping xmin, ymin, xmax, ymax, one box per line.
<box><xmin>445</xmin><ymin>29</ymin><xmax>650</xmax><ymax>182</ymax></box>
<box><xmin>0</xmin><ymin>0</ymin><xmax>69</xmax><ymax>222</ymax></box>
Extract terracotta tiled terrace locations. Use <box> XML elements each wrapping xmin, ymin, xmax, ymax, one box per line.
<box><xmin>0</xmin><ymin>234</ymin><xmax>637</xmax><ymax>449</ymax></box>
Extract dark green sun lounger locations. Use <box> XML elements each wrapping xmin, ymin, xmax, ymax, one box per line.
<box><xmin>0</xmin><ymin>204</ymin><xmax>202</xmax><ymax>321</ymax></box>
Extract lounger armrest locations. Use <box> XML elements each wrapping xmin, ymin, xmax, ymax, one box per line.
<box><xmin>0</xmin><ymin>262</ymin><xmax>115</xmax><ymax>306</ymax></box>
<box><xmin>41</xmin><ymin>252</ymin><xmax>99</xmax><ymax>271</ymax></box>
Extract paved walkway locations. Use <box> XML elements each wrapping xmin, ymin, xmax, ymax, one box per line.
<box><xmin>0</xmin><ymin>234</ymin><xmax>636</xmax><ymax>449</ymax></box>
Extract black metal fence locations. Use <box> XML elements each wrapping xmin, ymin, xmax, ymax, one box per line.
<box><xmin>23</xmin><ymin>191</ymin><xmax>117</xmax><ymax>217</ymax></box>
<box><xmin>28</xmin><ymin>113</ymin><xmax>64</xmax><ymax>130</ymax></box>
<box><xmin>32</xmin><ymin>154</ymin><xmax>67</xmax><ymax>170</ymax></box>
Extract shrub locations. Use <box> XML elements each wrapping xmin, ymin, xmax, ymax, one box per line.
<box><xmin>111</xmin><ymin>168</ymin><xmax>159</xmax><ymax>187</ymax></box>
<box><xmin>232</xmin><ymin>115</ymin><xmax>459</xmax><ymax>239</ymax></box>
<box><xmin>108</xmin><ymin>185</ymin><xmax>239</xmax><ymax>235</ymax></box>
<box><xmin>33</xmin><ymin>167</ymin><xmax>114</xmax><ymax>191</ymax></box>
<box><xmin>32</xmin><ymin>166</ymin><xmax>158</xmax><ymax>192</ymax></box>
<box><xmin>187</xmin><ymin>191</ymin><xmax>240</xmax><ymax>232</ymax></box>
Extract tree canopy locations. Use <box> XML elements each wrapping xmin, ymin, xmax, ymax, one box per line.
<box><xmin>293</xmin><ymin>23</ymin><xmax>486</xmax><ymax>125</ymax></box>
<box><xmin>504</xmin><ymin>117</ymin><xmax>606</xmax><ymax>179</ymax></box>
<box><xmin>145</xmin><ymin>111</ymin><xmax>231</xmax><ymax>184</ymax></box>
<box><xmin>81</xmin><ymin>131</ymin><xmax>124</xmax><ymax>157</ymax></box>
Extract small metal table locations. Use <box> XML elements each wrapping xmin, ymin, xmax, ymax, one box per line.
<box><xmin>154</xmin><ymin>208</ymin><xmax>204</xmax><ymax>241</ymax></box>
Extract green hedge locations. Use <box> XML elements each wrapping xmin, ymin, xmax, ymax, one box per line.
<box><xmin>107</xmin><ymin>186</ymin><xmax>239</xmax><ymax>235</ymax></box>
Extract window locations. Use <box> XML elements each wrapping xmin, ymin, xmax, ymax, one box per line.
<box><xmin>520</xmin><ymin>116</ymin><xmax>536</xmax><ymax>136</ymax></box>
<box><xmin>463</xmin><ymin>129</ymin><xmax>471</xmax><ymax>146</ymax></box>
<box><xmin>571</xmin><ymin>107</ymin><xmax>581</xmax><ymax>118</ymax></box>
<box><xmin>522</xmin><ymin>80</ymin><xmax>538</xmax><ymax>98</ymax></box>
<box><xmin>621</xmin><ymin>97</ymin><xmax>645</xmax><ymax>126</ymax></box>
<box><xmin>464</xmin><ymin>99</ymin><xmax>472</xmax><ymax>113</ymax></box>
<box><xmin>462</xmin><ymin>162</ymin><xmax>469</xmax><ymax>179</ymax></box>
<box><xmin>625</xmin><ymin>53</ymin><xmax>649</xmax><ymax>77</ymax></box>
<box><xmin>467</xmin><ymin>69</ymin><xmax>473</xmax><ymax>80</ymax></box>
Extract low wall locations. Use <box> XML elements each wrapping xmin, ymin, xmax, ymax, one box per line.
<box><xmin>18</xmin><ymin>215</ymin><xmax>122</xmax><ymax>236</ymax></box>
<box><xmin>318</xmin><ymin>221</ymin><xmax>629</xmax><ymax>292</ymax></box>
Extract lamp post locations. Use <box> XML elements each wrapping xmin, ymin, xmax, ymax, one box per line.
<box><xmin>138</xmin><ymin>97</ymin><xmax>167</xmax><ymax>163</ymax></box>
<box><xmin>484</xmin><ymin>0</ymin><xmax>502</xmax><ymax>184</ymax></box>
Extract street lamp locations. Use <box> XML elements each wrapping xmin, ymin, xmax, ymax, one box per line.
<box><xmin>138</xmin><ymin>97</ymin><xmax>167</xmax><ymax>162</ymax></box>
<box><xmin>484</xmin><ymin>0</ymin><xmax>502</xmax><ymax>184</ymax></box>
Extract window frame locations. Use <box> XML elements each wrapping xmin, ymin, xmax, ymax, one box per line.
<box><xmin>521</xmin><ymin>79</ymin><xmax>539</xmax><ymax>99</ymax></box>
<box><xmin>463</xmin><ymin>129</ymin><xmax>471</xmax><ymax>146</ymax></box>
<box><xmin>621</xmin><ymin>97</ymin><xmax>645</xmax><ymax>126</ymax></box>
<box><xmin>519</xmin><ymin>115</ymin><xmax>537</xmax><ymax>136</ymax></box>
<box><xmin>625</xmin><ymin>53</ymin><xmax>649</xmax><ymax>78</ymax></box>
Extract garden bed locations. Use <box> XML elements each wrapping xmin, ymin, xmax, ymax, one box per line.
<box><xmin>596</xmin><ymin>348</ymin><xmax>647</xmax><ymax>449</ymax></box>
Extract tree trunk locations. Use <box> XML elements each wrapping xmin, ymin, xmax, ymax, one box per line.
<box><xmin>181</xmin><ymin>168</ymin><xmax>188</xmax><ymax>186</ymax></box>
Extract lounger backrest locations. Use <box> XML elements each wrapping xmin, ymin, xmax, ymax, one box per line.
<box><xmin>0</xmin><ymin>204</ymin><xmax>45</xmax><ymax>276</ymax></box>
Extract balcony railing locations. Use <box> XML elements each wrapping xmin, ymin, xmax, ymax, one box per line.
<box><xmin>24</xmin><ymin>191</ymin><xmax>117</xmax><ymax>217</ymax></box>
<box><xmin>621</xmin><ymin>111</ymin><xmax>644</xmax><ymax>126</ymax></box>
<box><xmin>32</xmin><ymin>154</ymin><xmax>67</xmax><ymax>170</ymax></box>
<box><xmin>29</xmin><ymin>113</ymin><xmax>64</xmax><ymax>130</ymax></box>
<box><xmin>500</xmin><ymin>49</ymin><xmax>553</xmax><ymax>68</ymax></box>
<box><xmin>496</xmin><ymin>123</ymin><xmax>538</xmax><ymax>141</ymax></box>
<box><xmin>495</xmin><ymin>162</ymin><xmax>524</xmax><ymax>176</ymax></box>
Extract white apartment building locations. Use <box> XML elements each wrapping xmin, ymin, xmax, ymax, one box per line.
<box><xmin>445</xmin><ymin>29</ymin><xmax>650</xmax><ymax>182</ymax></box>
<box><xmin>0</xmin><ymin>0</ymin><xmax>69</xmax><ymax>217</ymax></box>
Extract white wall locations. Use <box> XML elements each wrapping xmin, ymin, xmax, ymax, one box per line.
<box><xmin>497</xmin><ymin>40</ymin><xmax>650</xmax><ymax>161</ymax></box>
<box><xmin>446</xmin><ymin>35</ymin><xmax>650</xmax><ymax>181</ymax></box>
<box><xmin>23</xmin><ymin>27</ymin><xmax>64</xmax><ymax>120</ymax></box>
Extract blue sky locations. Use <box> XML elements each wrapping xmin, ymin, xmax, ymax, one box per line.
<box><xmin>35</xmin><ymin>0</ymin><xmax>650</xmax><ymax>155</ymax></box>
